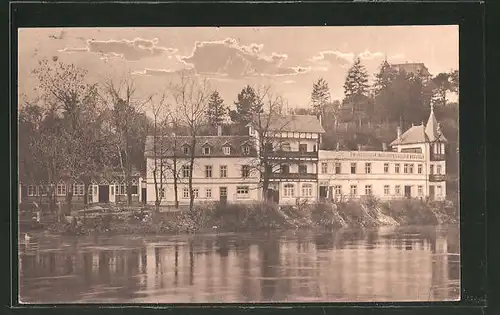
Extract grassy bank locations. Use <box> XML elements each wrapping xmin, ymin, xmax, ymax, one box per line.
<box><xmin>45</xmin><ymin>197</ymin><xmax>458</xmax><ymax>236</ymax></box>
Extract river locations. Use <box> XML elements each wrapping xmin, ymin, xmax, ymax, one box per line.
<box><xmin>18</xmin><ymin>225</ymin><xmax>460</xmax><ymax>304</ymax></box>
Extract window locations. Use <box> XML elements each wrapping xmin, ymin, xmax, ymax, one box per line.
<box><xmin>284</xmin><ymin>184</ymin><xmax>295</xmax><ymax>197</ymax></box>
<box><xmin>241</xmin><ymin>165</ymin><xmax>250</xmax><ymax>178</ymax></box>
<box><xmin>249</xmin><ymin>126</ymin><xmax>254</xmax><ymax>135</ymax></box>
<box><xmin>334</xmin><ymin>185</ymin><xmax>342</xmax><ymax>195</ymax></box>
<box><xmin>220</xmin><ymin>165</ymin><xmax>227</xmax><ymax>178</ymax></box>
<box><xmin>265</xmin><ymin>143</ymin><xmax>273</xmax><ymax>152</ymax></box>
<box><xmin>384</xmin><ymin>185</ymin><xmax>390</xmax><ymax>195</ymax></box>
<box><xmin>116</xmin><ymin>183</ymin><xmax>126</xmax><ymax>195</ymax></box>
<box><xmin>437</xmin><ymin>185</ymin><xmax>442</xmax><ymax>196</ymax></box>
<box><xmin>205</xmin><ymin>165</ymin><xmax>213</xmax><ymax>178</ymax></box>
<box><xmin>430</xmin><ymin>165</ymin><xmax>434</xmax><ymax>174</ymax></box>
<box><xmin>281</xmin><ymin>164</ymin><xmax>290</xmax><ymax>174</ymax></box>
<box><xmin>437</xmin><ymin>165</ymin><xmax>442</xmax><ymax>174</ymax></box>
<box><xmin>395</xmin><ymin>164</ymin><xmax>400</xmax><ymax>174</ymax></box>
<box><xmin>160</xmin><ymin>188</ymin><xmax>165</xmax><ymax>199</ymax></box>
<box><xmin>395</xmin><ymin>185</ymin><xmax>401</xmax><ymax>195</ymax></box>
<box><xmin>384</xmin><ymin>163</ymin><xmax>389</xmax><ymax>174</ymax></box>
<box><xmin>236</xmin><ymin>186</ymin><xmax>249</xmax><ymax>198</ymax></box>
<box><xmin>223</xmin><ymin>146</ymin><xmax>231</xmax><ymax>155</ymax></box>
<box><xmin>93</xmin><ymin>186</ymin><xmax>97</xmax><ymax>195</ymax></box>
<box><xmin>111</xmin><ymin>186</ymin><xmax>114</xmax><ymax>195</ymax></box>
<box><xmin>365</xmin><ymin>163</ymin><xmax>372</xmax><ymax>174</ymax></box>
<box><xmin>350</xmin><ymin>185</ymin><xmax>357</xmax><ymax>196</ymax></box>
<box><xmin>418</xmin><ymin>186</ymin><xmax>423</xmax><ymax>196</ymax></box>
<box><xmin>299</xmin><ymin>165</ymin><xmax>307</xmax><ymax>174</ymax></box>
<box><xmin>183</xmin><ymin>188</ymin><xmax>189</xmax><ymax>199</ymax></box>
<box><xmin>365</xmin><ymin>185</ymin><xmax>372</xmax><ymax>195</ymax></box>
<box><xmin>27</xmin><ymin>185</ymin><xmax>35</xmax><ymax>196</ymax></box>
<box><xmin>313</xmin><ymin>145</ymin><xmax>317</xmax><ymax>152</ymax></box>
<box><xmin>220</xmin><ymin>187</ymin><xmax>227</xmax><ymax>197</ymax></box>
<box><xmin>299</xmin><ymin>144</ymin><xmax>307</xmax><ymax>153</ymax></box>
<box><xmin>206</xmin><ymin>188</ymin><xmax>212</xmax><ymax>199</ymax></box>
<box><xmin>335</xmin><ymin>162</ymin><xmax>341</xmax><ymax>174</ymax></box>
<box><xmin>73</xmin><ymin>184</ymin><xmax>84</xmax><ymax>196</ymax></box>
<box><xmin>202</xmin><ymin>146</ymin><xmax>211</xmax><ymax>155</ymax></box>
<box><xmin>281</xmin><ymin>142</ymin><xmax>291</xmax><ymax>151</ymax></box>
<box><xmin>408</xmin><ymin>164</ymin><xmax>414</xmax><ymax>174</ymax></box>
<box><xmin>301</xmin><ymin>184</ymin><xmax>312</xmax><ymax>197</ymax></box>
<box><xmin>39</xmin><ymin>185</ymin><xmax>47</xmax><ymax>196</ymax></box>
<box><xmin>418</xmin><ymin>164</ymin><xmax>423</xmax><ymax>174</ymax></box>
<box><xmin>193</xmin><ymin>188</ymin><xmax>199</xmax><ymax>198</ymax></box>
<box><xmin>243</xmin><ymin>146</ymin><xmax>250</xmax><ymax>155</ymax></box>
<box><xmin>131</xmin><ymin>185</ymin><xmax>138</xmax><ymax>195</ymax></box>
<box><xmin>350</xmin><ymin>163</ymin><xmax>357</xmax><ymax>174</ymax></box>
<box><xmin>182</xmin><ymin>146</ymin><xmax>190</xmax><ymax>155</ymax></box>
<box><xmin>57</xmin><ymin>182</ymin><xmax>66</xmax><ymax>196</ymax></box>
<box><xmin>404</xmin><ymin>164</ymin><xmax>409</xmax><ymax>174</ymax></box>
<box><xmin>321</xmin><ymin>162</ymin><xmax>328</xmax><ymax>174</ymax></box>
<box><xmin>182</xmin><ymin>165</ymin><xmax>191</xmax><ymax>178</ymax></box>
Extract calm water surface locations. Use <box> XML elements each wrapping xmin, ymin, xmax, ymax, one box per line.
<box><xmin>19</xmin><ymin>225</ymin><xmax>460</xmax><ymax>303</ymax></box>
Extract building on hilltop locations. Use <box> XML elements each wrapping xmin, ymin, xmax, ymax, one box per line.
<box><xmin>389</xmin><ymin>61</ymin><xmax>432</xmax><ymax>81</ymax></box>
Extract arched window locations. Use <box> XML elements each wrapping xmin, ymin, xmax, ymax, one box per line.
<box><xmin>131</xmin><ymin>178</ymin><xmax>139</xmax><ymax>195</ymax></box>
<box><xmin>284</xmin><ymin>184</ymin><xmax>295</xmax><ymax>197</ymax></box>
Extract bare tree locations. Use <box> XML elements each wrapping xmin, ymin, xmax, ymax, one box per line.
<box><xmin>247</xmin><ymin>86</ymin><xmax>292</xmax><ymax>201</ymax></box>
<box><xmin>171</xmin><ymin>73</ymin><xmax>211</xmax><ymax>211</ymax></box>
<box><xmin>103</xmin><ymin>77</ymin><xmax>151</xmax><ymax>206</ymax></box>
<box><xmin>149</xmin><ymin>93</ymin><xmax>170</xmax><ymax>213</ymax></box>
<box><xmin>164</xmin><ymin>113</ymin><xmax>182</xmax><ymax>209</ymax></box>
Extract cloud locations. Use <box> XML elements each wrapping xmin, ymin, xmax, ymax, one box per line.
<box><xmin>389</xmin><ymin>53</ymin><xmax>406</xmax><ymax>60</ymax></box>
<box><xmin>59</xmin><ymin>37</ymin><xmax>177</xmax><ymax>61</ymax></box>
<box><xmin>358</xmin><ymin>50</ymin><xmax>384</xmax><ymax>60</ymax></box>
<box><xmin>310</xmin><ymin>51</ymin><xmax>355</xmax><ymax>68</ymax></box>
<box><xmin>177</xmin><ymin>38</ymin><xmax>307</xmax><ymax>78</ymax></box>
<box><xmin>131</xmin><ymin>67</ymin><xmax>195</xmax><ymax>77</ymax></box>
<box><xmin>310</xmin><ymin>50</ymin><xmax>389</xmax><ymax>70</ymax></box>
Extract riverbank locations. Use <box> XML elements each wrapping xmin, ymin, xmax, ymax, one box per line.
<box><xmin>42</xmin><ymin>197</ymin><xmax>458</xmax><ymax>236</ymax></box>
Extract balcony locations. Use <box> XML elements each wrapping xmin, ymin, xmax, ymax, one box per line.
<box><xmin>430</xmin><ymin>153</ymin><xmax>446</xmax><ymax>161</ymax></box>
<box><xmin>268</xmin><ymin>172</ymin><xmax>317</xmax><ymax>180</ymax></box>
<box><xmin>265</xmin><ymin>150</ymin><xmax>318</xmax><ymax>159</ymax></box>
<box><xmin>429</xmin><ymin>174</ymin><xmax>445</xmax><ymax>182</ymax></box>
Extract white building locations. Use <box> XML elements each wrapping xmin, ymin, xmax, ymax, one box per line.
<box><xmin>318</xmin><ymin>104</ymin><xmax>447</xmax><ymax>201</ymax></box>
<box><xmin>144</xmin><ymin>127</ymin><xmax>261</xmax><ymax>206</ymax></box>
<box><xmin>144</xmin><ymin>107</ymin><xmax>447</xmax><ymax>206</ymax></box>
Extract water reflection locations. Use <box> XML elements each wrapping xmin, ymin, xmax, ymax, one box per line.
<box><xmin>19</xmin><ymin>225</ymin><xmax>460</xmax><ymax>303</ymax></box>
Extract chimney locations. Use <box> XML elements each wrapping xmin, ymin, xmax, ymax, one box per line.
<box><xmin>217</xmin><ymin>125</ymin><xmax>222</xmax><ymax>136</ymax></box>
<box><xmin>397</xmin><ymin>126</ymin><xmax>402</xmax><ymax>140</ymax></box>
<box><xmin>382</xmin><ymin>142</ymin><xmax>387</xmax><ymax>151</ymax></box>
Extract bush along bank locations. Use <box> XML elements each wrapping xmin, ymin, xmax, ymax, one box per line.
<box><xmin>48</xmin><ymin>197</ymin><xmax>458</xmax><ymax>236</ymax></box>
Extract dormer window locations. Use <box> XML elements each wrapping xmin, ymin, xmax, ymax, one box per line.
<box><xmin>182</xmin><ymin>146</ymin><xmax>190</xmax><ymax>155</ymax></box>
<box><xmin>223</xmin><ymin>146</ymin><xmax>231</xmax><ymax>155</ymax></box>
<box><xmin>202</xmin><ymin>146</ymin><xmax>211</xmax><ymax>155</ymax></box>
<box><xmin>249</xmin><ymin>126</ymin><xmax>254</xmax><ymax>136</ymax></box>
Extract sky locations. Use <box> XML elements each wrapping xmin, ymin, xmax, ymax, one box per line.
<box><xmin>18</xmin><ymin>26</ymin><xmax>458</xmax><ymax>110</ymax></box>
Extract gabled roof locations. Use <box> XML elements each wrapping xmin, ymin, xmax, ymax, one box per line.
<box><xmin>250</xmin><ymin>114</ymin><xmax>325</xmax><ymax>134</ymax></box>
<box><xmin>390</xmin><ymin>105</ymin><xmax>448</xmax><ymax>146</ymax></box>
<box><xmin>145</xmin><ymin>135</ymin><xmax>257</xmax><ymax>158</ymax></box>
<box><xmin>390</xmin><ymin>125</ymin><xmax>428</xmax><ymax>146</ymax></box>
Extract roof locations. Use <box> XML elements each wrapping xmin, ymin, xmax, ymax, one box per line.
<box><xmin>252</xmin><ymin>114</ymin><xmax>325</xmax><ymax>134</ymax></box>
<box><xmin>390</xmin><ymin>106</ymin><xmax>448</xmax><ymax>146</ymax></box>
<box><xmin>144</xmin><ymin>135</ymin><xmax>257</xmax><ymax>158</ymax></box>
<box><xmin>390</xmin><ymin>125</ymin><xmax>428</xmax><ymax>146</ymax></box>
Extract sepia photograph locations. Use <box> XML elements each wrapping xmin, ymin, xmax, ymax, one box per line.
<box><xmin>17</xmin><ymin>26</ymin><xmax>459</xmax><ymax>304</ymax></box>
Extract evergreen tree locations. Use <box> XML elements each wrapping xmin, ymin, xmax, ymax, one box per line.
<box><xmin>310</xmin><ymin>78</ymin><xmax>331</xmax><ymax>115</ymax></box>
<box><xmin>229</xmin><ymin>85</ymin><xmax>263</xmax><ymax>127</ymax></box>
<box><xmin>343</xmin><ymin>57</ymin><xmax>370</xmax><ymax>100</ymax></box>
<box><xmin>206</xmin><ymin>90</ymin><xmax>228</xmax><ymax>126</ymax></box>
<box><xmin>373</xmin><ymin>60</ymin><xmax>397</xmax><ymax>96</ymax></box>
<box><xmin>430</xmin><ymin>72</ymin><xmax>452</xmax><ymax>107</ymax></box>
